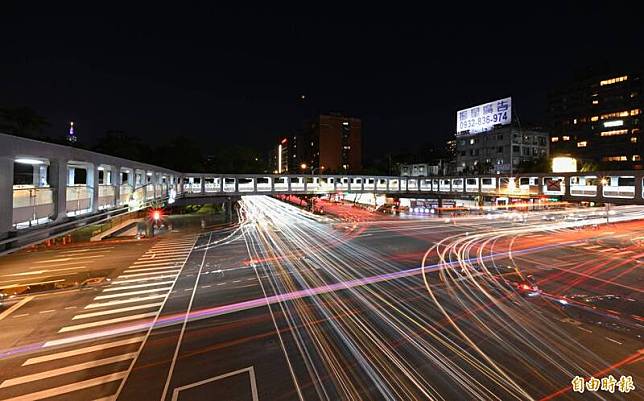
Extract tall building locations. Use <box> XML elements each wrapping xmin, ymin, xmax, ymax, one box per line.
<box><xmin>303</xmin><ymin>114</ymin><xmax>363</xmax><ymax>173</ymax></box>
<box><xmin>271</xmin><ymin>114</ymin><xmax>363</xmax><ymax>174</ymax></box>
<box><xmin>66</xmin><ymin>121</ymin><xmax>77</xmax><ymax>144</ymax></box>
<box><xmin>548</xmin><ymin>68</ymin><xmax>642</xmax><ymax>169</ymax></box>
<box><xmin>271</xmin><ymin>135</ymin><xmax>300</xmax><ymax>173</ymax></box>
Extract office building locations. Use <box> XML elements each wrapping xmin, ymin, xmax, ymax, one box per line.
<box><xmin>302</xmin><ymin>114</ymin><xmax>363</xmax><ymax>173</ymax></box>
<box><xmin>455</xmin><ymin>97</ymin><xmax>548</xmax><ymax>174</ymax></box>
<box><xmin>548</xmin><ymin>68</ymin><xmax>642</xmax><ymax>169</ymax></box>
<box><xmin>456</xmin><ymin>126</ymin><xmax>549</xmax><ymax>174</ymax></box>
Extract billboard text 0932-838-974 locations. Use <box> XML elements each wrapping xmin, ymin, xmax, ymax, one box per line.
<box><xmin>456</xmin><ymin>97</ymin><xmax>512</xmax><ymax>135</ymax></box>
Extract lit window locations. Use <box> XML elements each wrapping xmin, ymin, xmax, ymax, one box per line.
<box><xmin>600</xmin><ymin>75</ymin><xmax>628</xmax><ymax>86</ymax></box>
<box><xmin>634</xmin><ymin>155</ymin><xmax>641</xmax><ymax>161</ymax></box>
<box><xmin>604</xmin><ymin>120</ymin><xmax>624</xmax><ymax>128</ymax></box>
<box><xmin>562</xmin><ymin>136</ymin><xmax>570</xmax><ymax>141</ymax></box>
<box><xmin>551</xmin><ymin>137</ymin><xmax>559</xmax><ymax>142</ymax></box>
<box><xmin>600</xmin><ymin>129</ymin><xmax>628</xmax><ymax>136</ymax></box>
<box><xmin>577</xmin><ymin>141</ymin><xmax>587</xmax><ymax>147</ymax></box>
<box><xmin>573</xmin><ymin>118</ymin><xmax>577</xmax><ymax>124</ymax></box>
<box><xmin>591</xmin><ymin>116</ymin><xmax>599</xmax><ymax>122</ymax></box>
<box><xmin>469</xmin><ymin>138</ymin><xmax>475</xmax><ymax>145</ymax></box>
<box><xmin>631</xmin><ymin>137</ymin><xmax>638</xmax><ymax>143</ymax></box>
<box><xmin>600</xmin><ymin>111</ymin><xmax>632</xmax><ymax>120</ymax></box>
<box><xmin>592</xmin><ymin>100</ymin><xmax>599</xmax><ymax>105</ymax></box>
<box><xmin>602</xmin><ymin>156</ymin><xmax>627</xmax><ymax>162</ymax></box>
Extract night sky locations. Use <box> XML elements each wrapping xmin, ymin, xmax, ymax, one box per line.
<box><xmin>1</xmin><ymin>2</ymin><xmax>641</xmax><ymax>159</ymax></box>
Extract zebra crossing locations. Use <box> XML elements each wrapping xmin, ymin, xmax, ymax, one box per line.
<box><xmin>0</xmin><ymin>235</ymin><xmax>198</xmax><ymax>401</ymax></box>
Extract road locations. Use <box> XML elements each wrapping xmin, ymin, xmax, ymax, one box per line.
<box><xmin>0</xmin><ymin>197</ymin><xmax>642</xmax><ymax>400</ymax></box>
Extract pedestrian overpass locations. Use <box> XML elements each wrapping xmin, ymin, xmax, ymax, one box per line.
<box><xmin>2</xmin><ymin>133</ymin><xmax>643</xmax><ymax>247</ymax></box>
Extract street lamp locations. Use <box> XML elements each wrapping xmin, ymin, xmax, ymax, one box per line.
<box><xmin>300</xmin><ymin>163</ymin><xmax>324</xmax><ymax>176</ymax></box>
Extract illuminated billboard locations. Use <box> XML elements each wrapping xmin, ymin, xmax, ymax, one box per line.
<box><xmin>456</xmin><ymin>97</ymin><xmax>512</xmax><ymax>135</ymax></box>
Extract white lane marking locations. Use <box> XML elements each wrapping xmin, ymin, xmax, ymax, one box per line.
<box><xmin>94</xmin><ymin>287</ymin><xmax>172</xmax><ymax>300</ymax></box>
<box><xmin>73</xmin><ymin>303</ymin><xmax>163</xmax><ymax>320</ymax></box>
<box><xmin>126</xmin><ymin>266</ymin><xmax>180</xmax><ymax>273</ymax></box>
<box><xmin>232</xmin><ymin>280</ymin><xmax>241</xmax><ymax>283</ymax></box>
<box><xmin>60</xmin><ymin>247</ymin><xmax>114</xmax><ymax>254</ymax></box>
<box><xmin>12</xmin><ymin>313</ymin><xmax>29</xmax><ymax>318</ymax></box>
<box><xmin>0</xmin><ymin>371</ymin><xmax>127</xmax><ymax>401</ymax></box>
<box><xmin>64</xmin><ymin>306</ymin><xmax>78</xmax><ymax>310</ymax></box>
<box><xmin>26</xmin><ymin>337</ymin><xmax>145</xmax><ymax>365</ymax></box>
<box><xmin>111</xmin><ymin>274</ymin><xmax>178</xmax><ymax>285</ymax></box>
<box><xmin>4</xmin><ymin>266</ymin><xmax>88</xmax><ymax>276</ymax></box>
<box><xmin>39</xmin><ymin>310</ymin><xmax>55</xmax><ymax>314</ymax></box>
<box><xmin>1</xmin><ymin>353</ymin><xmax>135</xmax><ymax>388</ymax></box>
<box><xmin>184</xmin><ymin>288</ymin><xmax>192</xmax><ymax>291</ymax></box>
<box><xmin>117</xmin><ymin>270</ymin><xmax>180</xmax><ymax>279</ymax></box>
<box><xmin>0</xmin><ymin>296</ymin><xmax>34</xmax><ymax>321</ymax></box>
<box><xmin>34</xmin><ymin>255</ymin><xmax>106</xmax><ymax>264</ymax></box>
<box><xmin>85</xmin><ymin>295</ymin><xmax>167</xmax><ymax>309</ymax></box>
<box><xmin>59</xmin><ymin>312</ymin><xmax>158</xmax><ymax>332</ymax></box>
<box><xmin>216</xmin><ymin>283</ymin><xmax>226</xmax><ymax>286</ymax></box>
<box><xmin>576</xmin><ymin>326</ymin><xmax>593</xmax><ymax>333</ymax></box>
<box><xmin>102</xmin><ymin>281</ymin><xmax>175</xmax><ymax>292</ymax></box>
<box><xmin>606</xmin><ymin>337</ymin><xmax>623</xmax><ymax>345</ymax></box>
<box><xmin>201</xmin><ymin>285</ymin><xmax>212</xmax><ymax>288</ymax></box>
<box><xmin>170</xmin><ymin>366</ymin><xmax>258</xmax><ymax>401</ymax></box>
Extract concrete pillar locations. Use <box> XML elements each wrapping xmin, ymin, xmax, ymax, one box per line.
<box><xmin>635</xmin><ymin>173</ymin><xmax>643</xmax><ymax>202</ymax></box>
<box><xmin>50</xmin><ymin>158</ymin><xmax>68</xmax><ymax>222</ymax></box>
<box><xmin>200</xmin><ymin>176</ymin><xmax>205</xmax><ymax>194</ymax></box>
<box><xmin>253</xmin><ymin>177</ymin><xmax>258</xmax><ymax>194</ymax></box>
<box><xmin>287</xmin><ymin>176</ymin><xmax>292</xmax><ymax>193</ymax></box>
<box><xmin>0</xmin><ymin>157</ymin><xmax>14</xmax><ymax>238</ymax></box>
<box><xmin>270</xmin><ymin>176</ymin><xmax>275</xmax><ymax>193</ymax></box>
<box><xmin>113</xmin><ymin>166</ymin><xmax>121</xmax><ymax>207</ymax></box>
<box><xmin>90</xmin><ymin>164</ymin><xmax>99</xmax><ymax>212</ymax></box>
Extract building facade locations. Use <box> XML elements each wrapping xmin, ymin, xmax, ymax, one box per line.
<box><xmin>548</xmin><ymin>69</ymin><xmax>642</xmax><ymax>169</ymax></box>
<box><xmin>400</xmin><ymin>163</ymin><xmax>441</xmax><ymax>177</ymax></box>
<box><xmin>302</xmin><ymin>114</ymin><xmax>363</xmax><ymax>173</ymax></box>
<box><xmin>270</xmin><ymin>114</ymin><xmax>363</xmax><ymax>174</ymax></box>
<box><xmin>456</xmin><ymin>125</ymin><xmax>549</xmax><ymax>174</ymax></box>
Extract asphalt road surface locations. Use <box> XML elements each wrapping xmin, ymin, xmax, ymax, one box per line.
<box><xmin>0</xmin><ymin>198</ymin><xmax>642</xmax><ymax>401</ymax></box>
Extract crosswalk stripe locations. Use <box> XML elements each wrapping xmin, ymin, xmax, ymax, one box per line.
<box><xmin>24</xmin><ymin>337</ymin><xmax>145</xmax><ymax>365</ymax></box>
<box><xmin>110</xmin><ymin>274</ymin><xmax>178</xmax><ymax>285</ymax></box>
<box><xmin>73</xmin><ymin>303</ymin><xmax>163</xmax><ymax>320</ymax></box>
<box><xmin>144</xmin><ymin>250</ymin><xmax>191</xmax><ymax>255</ymax></box>
<box><xmin>133</xmin><ymin>258</ymin><xmax>185</xmax><ymax>265</ymax></box>
<box><xmin>102</xmin><ymin>281</ymin><xmax>175</xmax><ymax>292</ymax></box>
<box><xmin>94</xmin><ymin>287</ymin><xmax>172</xmax><ymax>300</ymax></box>
<box><xmin>59</xmin><ymin>313</ymin><xmax>157</xmax><ymax>332</ymax></box>
<box><xmin>0</xmin><ymin>371</ymin><xmax>127</xmax><ymax>401</ymax></box>
<box><xmin>118</xmin><ymin>270</ymin><xmax>180</xmax><ymax>279</ymax></box>
<box><xmin>85</xmin><ymin>295</ymin><xmax>166</xmax><ymax>309</ymax></box>
<box><xmin>1</xmin><ymin>353</ymin><xmax>135</xmax><ymax>388</ymax></box>
<box><xmin>126</xmin><ymin>266</ymin><xmax>180</xmax><ymax>273</ymax></box>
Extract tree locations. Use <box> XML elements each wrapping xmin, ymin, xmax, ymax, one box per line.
<box><xmin>0</xmin><ymin>106</ymin><xmax>50</xmax><ymax>138</ymax></box>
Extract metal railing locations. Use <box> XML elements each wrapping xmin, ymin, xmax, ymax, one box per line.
<box><xmin>12</xmin><ymin>187</ymin><xmax>55</xmax><ymax>227</ymax></box>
